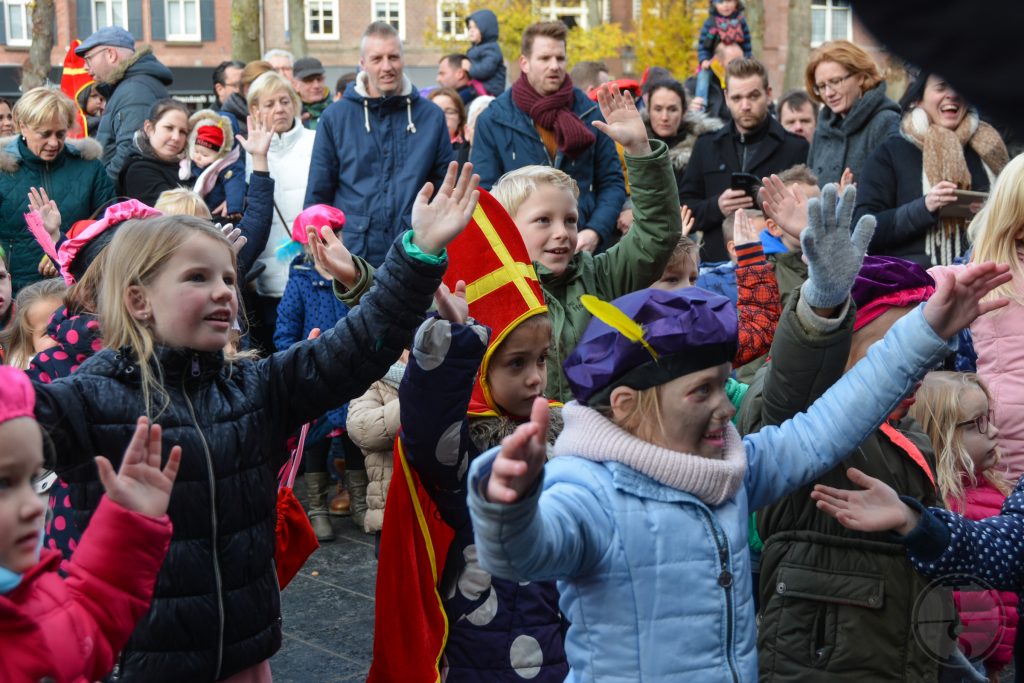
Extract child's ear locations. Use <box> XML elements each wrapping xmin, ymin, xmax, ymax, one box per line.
<box><xmin>726</xmin><ymin>241</ymin><xmax>737</xmax><ymax>260</ymax></box>
<box><xmin>608</xmin><ymin>386</ymin><xmax>638</xmax><ymax>422</ymax></box>
<box><xmin>765</xmin><ymin>218</ymin><xmax>783</xmax><ymax>238</ymax></box>
<box><xmin>124</xmin><ymin>285</ymin><xmax>152</xmax><ymax>323</ymax></box>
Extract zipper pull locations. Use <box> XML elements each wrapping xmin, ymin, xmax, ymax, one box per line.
<box><xmin>191</xmin><ymin>354</ymin><xmax>201</xmax><ymax>378</ymax></box>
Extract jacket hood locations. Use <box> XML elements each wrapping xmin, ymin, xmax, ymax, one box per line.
<box><xmin>102</xmin><ymin>46</ymin><xmax>173</xmax><ymax>89</ymax></box>
<box><xmin>0</xmin><ymin>134</ymin><xmax>104</xmax><ymax>173</ymax></box>
<box><xmin>349</xmin><ymin>71</ymin><xmax>416</xmax><ymax>101</ymax></box>
<box><xmin>469</xmin><ymin>407</ymin><xmax>563</xmax><ymax>453</ymax></box>
<box><xmin>467</xmin><ymin>9</ymin><xmax>499</xmax><ymax>42</ymax></box>
<box><xmin>641</xmin><ymin>110</ymin><xmax>724</xmax><ymax>171</ymax></box>
<box><xmin>819</xmin><ymin>81</ymin><xmax>899</xmax><ymax>136</ymax></box>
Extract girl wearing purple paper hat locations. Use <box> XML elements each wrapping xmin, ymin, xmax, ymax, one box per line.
<box><xmin>466</xmin><ymin>182</ymin><xmax>1011</xmax><ymax>682</ymax></box>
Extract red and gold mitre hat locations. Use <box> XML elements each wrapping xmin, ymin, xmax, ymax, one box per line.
<box><xmin>443</xmin><ymin>188</ymin><xmax>548</xmax><ymax>416</ymax></box>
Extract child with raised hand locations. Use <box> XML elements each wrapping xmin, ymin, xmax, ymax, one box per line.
<box><xmin>371</xmin><ymin>191</ymin><xmax>567</xmax><ymax>682</ymax></box>
<box><xmin>322</xmin><ymin>85</ymin><xmax>683</xmax><ymax>403</ymax></box>
<box><xmin>465</xmin><ymin>196</ymin><xmax>1010</xmax><ymax>680</ymax></box>
<box><xmin>908</xmin><ymin>371</ymin><xmax>1017</xmax><ymax>681</ymax></box>
<box><xmin>0</xmin><ymin>366</ymin><xmax>177</xmax><ymax>683</ymax></box>
<box><xmin>30</xmin><ymin>162</ymin><xmax>478</xmax><ymax>682</ymax></box>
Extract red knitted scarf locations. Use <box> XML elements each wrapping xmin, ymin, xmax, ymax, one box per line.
<box><xmin>511</xmin><ymin>73</ymin><xmax>596</xmax><ymax>160</ymax></box>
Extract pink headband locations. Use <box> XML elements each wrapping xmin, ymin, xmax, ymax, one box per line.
<box><xmin>853</xmin><ymin>285</ymin><xmax>936</xmax><ymax>331</ymax></box>
<box><xmin>39</xmin><ymin>200</ymin><xmax>163</xmax><ymax>285</ymax></box>
<box><xmin>0</xmin><ymin>366</ymin><xmax>35</xmax><ymax>425</ymax></box>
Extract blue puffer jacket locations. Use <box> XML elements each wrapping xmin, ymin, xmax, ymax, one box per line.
<box><xmin>470</xmin><ymin>89</ymin><xmax>626</xmax><ymax>244</ymax></box>
<box><xmin>466</xmin><ymin>9</ymin><xmax>506</xmax><ymax>96</ymax></box>
<box><xmin>400</xmin><ymin>318</ymin><xmax>568</xmax><ymax>682</ymax></box>
<box><xmin>303</xmin><ymin>73</ymin><xmax>454</xmax><ymax>267</ymax></box>
<box><xmin>33</xmin><ymin>242</ymin><xmax>445</xmax><ymax>682</ymax></box>
<box><xmin>274</xmin><ymin>256</ymin><xmax>350</xmax><ymax>429</ymax></box>
<box><xmin>95</xmin><ymin>47</ymin><xmax>173</xmax><ymax>181</ymax></box>
<box><xmin>468</xmin><ymin>305</ymin><xmax>953</xmax><ymax>682</ymax></box>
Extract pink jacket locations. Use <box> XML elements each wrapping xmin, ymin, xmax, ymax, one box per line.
<box><xmin>931</xmin><ymin>263</ymin><xmax>1024</xmax><ymax>478</ymax></box>
<box><xmin>949</xmin><ymin>477</ymin><xmax>1019</xmax><ymax>672</ymax></box>
<box><xmin>0</xmin><ymin>496</ymin><xmax>171</xmax><ymax>683</ymax></box>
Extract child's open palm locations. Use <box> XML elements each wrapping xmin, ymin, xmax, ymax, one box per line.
<box><xmin>236</xmin><ymin>112</ymin><xmax>273</xmax><ymax>159</ymax></box>
<box><xmin>592</xmin><ymin>84</ymin><xmax>651</xmax><ymax>156</ymax></box>
<box><xmin>96</xmin><ymin>417</ymin><xmax>181</xmax><ymax>519</ymax></box>
<box><xmin>810</xmin><ymin>468</ymin><xmax>920</xmax><ymax>535</ymax></box>
<box><xmin>28</xmin><ymin>187</ymin><xmax>62</xmax><ymax>241</ymax></box>
<box><xmin>487</xmin><ymin>397</ymin><xmax>549</xmax><ymax>504</ymax></box>
<box><xmin>758</xmin><ymin>174</ymin><xmax>807</xmax><ymax>242</ymax></box>
<box><xmin>732</xmin><ymin>205</ymin><xmax>759</xmax><ymax>245</ymax></box>
<box><xmin>924</xmin><ymin>261</ymin><xmax>1013</xmax><ymax>339</ymax></box>
<box><xmin>308</xmin><ymin>225</ymin><xmax>357</xmax><ymax>287</ymax></box>
<box><xmin>434</xmin><ymin>280</ymin><xmax>468</xmax><ymax>324</ymax></box>
<box><xmin>411</xmin><ymin>161</ymin><xmax>480</xmax><ymax>255</ymax></box>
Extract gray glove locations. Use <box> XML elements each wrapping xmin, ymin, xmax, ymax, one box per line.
<box><xmin>800</xmin><ymin>184</ymin><xmax>876</xmax><ymax>309</ymax></box>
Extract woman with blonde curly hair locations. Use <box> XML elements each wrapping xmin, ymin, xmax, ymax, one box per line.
<box><xmin>805</xmin><ymin>40</ymin><xmax>900</xmax><ymax>186</ymax></box>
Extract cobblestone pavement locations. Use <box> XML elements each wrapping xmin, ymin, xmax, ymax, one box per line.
<box><xmin>270</xmin><ymin>509</ymin><xmax>377</xmax><ymax>683</ymax></box>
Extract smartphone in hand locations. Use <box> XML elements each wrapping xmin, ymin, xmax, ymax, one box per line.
<box><xmin>730</xmin><ymin>172</ymin><xmax>761</xmax><ymax>200</ymax></box>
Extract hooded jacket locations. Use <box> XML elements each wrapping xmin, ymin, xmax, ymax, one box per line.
<box><xmin>808</xmin><ymin>82</ymin><xmax>900</xmax><ymax>185</ymax></box>
<box><xmin>33</xmin><ymin>242</ymin><xmax>446</xmax><ymax>682</ymax></box>
<box><xmin>304</xmin><ymin>72</ymin><xmax>454</xmax><ymax>267</ymax></box>
<box><xmin>739</xmin><ymin>290</ymin><xmax>945</xmax><ymax>682</ymax></box>
<box><xmin>466</xmin><ymin>10</ymin><xmax>507</xmax><ymax>96</ymax></box>
<box><xmin>94</xmin><ymin>46</ymin><xmax>173</xmax><ymax>181</ymax></box>
<box><xmin>470</xmin><ymin>87</ymin><xmax>627</xmax><ymax>245</ymax></box>
<box><xmin>0</xmin><ymin>135</ymin><xmax>116</xmax><ymax>293</ymax></box>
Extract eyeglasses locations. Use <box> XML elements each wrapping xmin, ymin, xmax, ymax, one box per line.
<box><xmin>812</xmin><ymin>73</ymin><xmax>854</xmax><ymax>96</ymax></box>
<box><xmin>957</xmin><ymin>410</ymin><xmax>993</xmax><ymax>433</ymax></box>
<box><xmin>82</xmin><ymin>47</ymin><xmax>108</xmax><ymax>65</ymax></box>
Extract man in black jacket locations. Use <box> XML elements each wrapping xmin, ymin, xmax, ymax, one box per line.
<box><xmin>680</xmin><ymin>58</ymin><xmax>808</xmax><ymax>261</ymax></box>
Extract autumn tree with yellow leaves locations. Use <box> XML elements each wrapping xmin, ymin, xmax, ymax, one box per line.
<box><xmin>427</xmin><ymin>0</ymin><xmax>697</xmax><ymax>79</ymax></box>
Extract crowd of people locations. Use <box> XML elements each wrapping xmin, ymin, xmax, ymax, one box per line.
<box><xmin>3</xmin><ymin>3</ymin><xmax>1024</xmax><ymax>682</ymax></box>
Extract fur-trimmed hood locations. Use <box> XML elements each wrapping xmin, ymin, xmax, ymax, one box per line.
<box><xmin>0</xmin><ymin>134</ymin><xmax>103</xmax><ymax>173</ymax></box>
<box><xmin>641</xmin><ymin>109</ymin><xmax>724</xmax><ymax>172</ymax></box>
<box><xmin>99</xmin><ymin>45</ymin><xmax>172</xmax><ymax>91</ymax></box>
<box><xmin>469</xmin><ymin>406</ymin><xmax>564</xmax><ymax>454</ymax></box>
<box><xmin>187</xmin><ymin>109</ymin><xmax>234</xmax><ymax>159</ymax></box>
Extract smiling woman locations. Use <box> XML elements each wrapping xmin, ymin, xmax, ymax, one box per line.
<box><xmin>0</xmin><ymin>87</ymin><xmax>116</xmax><ymax>294</ymax></box>
<box><xmin>117</xmin><ymin>98</ymin><xmax>191</xmax><ymax>207</ymax></box>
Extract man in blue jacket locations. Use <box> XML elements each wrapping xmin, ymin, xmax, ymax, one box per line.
<box><xmin>76</xmin><ymin>26</ymin><xmax>172</xmax><ymax>181</ymax></box>
<box><xmin>303</xmin><ymin>21</ymin><xmax>454</xmax><ymax>267</ymax></box>
<box><xmin>469</xmin><ymin>21</ymin><xmax>626</xmax><ymax>254</ymax></box>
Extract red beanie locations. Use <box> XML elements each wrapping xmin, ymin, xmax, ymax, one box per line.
<box><xmin>195</xmin><ymin>124</ymin><xmax>224</xmax><ymax>151</ymax></box>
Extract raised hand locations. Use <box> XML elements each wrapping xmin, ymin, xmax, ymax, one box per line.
<box><xmin>759</xmin><ymin>174</ymin><xmax>807</xmax><ymax>242</ymax></box>
<box><xmin>810</xmin><ymin>468</ymin><xmax>921</xmax><ymax>535</ymax></box>
<box><xmin>681</xmin><ymin>205</ymin><xmax>695</xmax><ymax>236</ymax></box>
<box><xmin>575</xmin><ymin>229</ymin><xmax>600</xmax><ymax>254</ymax></box>
<box><xmin>732</xmin><ymin>207</ymin><xmax>759</xmax><ymax>245</ymax></box>
<box><xmin>236</xmin><ymin>112</ymin><xmax>274</xmax><ymax>173</ymax></box>
<box><xmin>96</xmin><ymin>417</ymin><xmax>181</xmax><ymax>519</ymax></box>
<box><xmin>838</xmin><ymin>167</ymin><xmax>855</xmax><ymax>193</ymax></box>
<box><xmin>800</xmin><ymin>184</ymin><xmax>876</xmax><ymax>310</ymax></box>
<box><xmin>307</xmin><ymin>225</ymin><xmax>357</xmax><ymax>287</ymax></box>
<box><xmin>27</xmin><ymin>187</ymin><xmax>61</xmax><ymax>240</ymax></box>
<box><xmin>486</xmin><ymin>396</ymin><xmax>549</xmax><ymax>504</ymax></box>
<box><xmin>592</xmin><ymin>83</ymin><xmax>651</xmax><ymax>156</ymax></box>
<box><xmin>411</xmin><ymin>161</ymin><xmax>480</xmax><ymax>256</ymax></box>
<box><xmin>923</xmin><ymin>261</ymin><xmax>1012</xmax><ymax>339</ymax></box>
<box><xmin>216</xmin><ymin>222</ymin><xmax>247</xmax><ymax>255</ymax></box>
<box><xmin>434</xmin><ymin>280</ymin><xmax>468</xmax><ymax>324</ymax></box>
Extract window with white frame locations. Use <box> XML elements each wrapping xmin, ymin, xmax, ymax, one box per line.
<box><xmin>373</xmin><ymin>0</ymin><xmax>405</xmax><ymax>40</ymax></box>
<box><xmin>811</xmin><ymin>0</ymin><xmax>852</xmax><ymax>46</ymax></box>
<box><xmin>166</xmin><ymin>0</ymin><xmax>201</xmax><ymax>41</ymax></box>
<box><xmin>5</xmin><ymin>0</ymin><xmax>32</xmax><ymax>46</ymax></box>
<box><xmin>307</xmin><ymin>0</ymin><xmax>338</xmax><ymax>40</ymax></box>
<box><xmin>437</xmin><ymin>0</ymin><xmax>468</xmax><ymax>40</ymax></box>
<box><xmin>538</xmin><ymin>0</ymin><xmax>588</xmax><ymax>30</ymax></box>
<box><xmin>92</xmin><ymin>0</ymin><xmax>128</xmax><ymax>30</ymax></box>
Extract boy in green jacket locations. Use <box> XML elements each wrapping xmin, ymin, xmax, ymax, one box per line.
<box><xmin>323</xmin><ymin>85</ymin><xmax>682</xmax><ymax>402</ymax></box>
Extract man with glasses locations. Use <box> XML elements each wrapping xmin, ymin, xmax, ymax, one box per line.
<box><xmin>679</xmin><ymin>57</ymin><xmax>808</xmax><ymax>262</ymax></box>
<box><xmin>75</xmin><ymin>26</ymin><xmax>172</xmax><ymax>181</ymax></box>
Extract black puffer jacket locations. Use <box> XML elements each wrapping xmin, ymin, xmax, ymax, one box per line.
<box><xmin>34</xmin><ymin>243</ymin><xmax>445</xmax><ymax>682</ymax></box>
